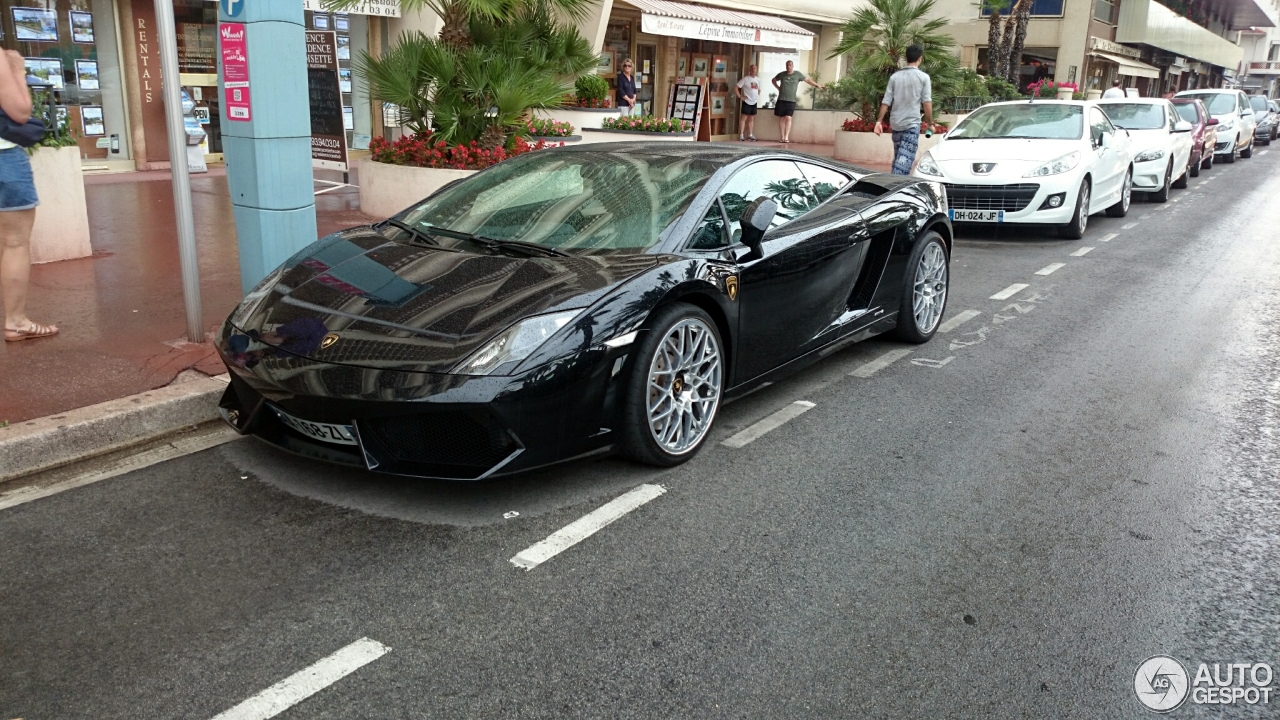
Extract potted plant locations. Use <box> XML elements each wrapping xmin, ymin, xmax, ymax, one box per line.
<box><xmin>26</xmin><ymin>95</ymin><xmax>91</xmax><ymax>263</ymax></box>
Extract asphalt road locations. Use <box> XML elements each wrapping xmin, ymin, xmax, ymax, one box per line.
<box><xmin>3</xmin><ymin>149</ymin><xmax>1279</xmax><ymax>720</ymax></box>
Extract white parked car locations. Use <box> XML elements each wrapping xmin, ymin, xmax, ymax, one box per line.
<box><xmin>914</xmin><ymin>100</ymin><xmax>1133</xmax><ymax>239</ymax></box>
<box><xmin>1174</xmin><ymin>89</ymin><xmax>1256</xmax><ymax>163</ymax></box>
<box><xmin>1097</xmin><ymin>98</ymin><xmax>1193</xmax><ymax>202</ymax></box>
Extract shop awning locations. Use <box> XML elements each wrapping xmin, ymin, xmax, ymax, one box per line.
<box><xmin>1090</xmin><ymin>51</ymin><xmax>1161</xmax><ymax>79</ymax></box>
<box><xmin>621</xmin><ymin>0</ymin><xmax>814</xmax><ymax>51</ymax></box>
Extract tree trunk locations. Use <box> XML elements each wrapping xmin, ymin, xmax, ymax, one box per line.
<box><xmin>1006</xmin><ymin>0</ymin><xmax>1032</xmax><ymax>86</ymax></box>
<box><xmin>987</xmin><ymin>8</ymin><xmax>1004</xmax><ymax>79</ymax></box>
<box><xmin>439</xmin><ymin>0</ymin><xmax>471</xmax><ymax>50</ymax></box>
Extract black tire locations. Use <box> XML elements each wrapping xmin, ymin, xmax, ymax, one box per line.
<box><xmin>1222</xmin><ymin>140</ymin><xmax>1237</xmax><ymax>163</ymax></box>
<box><xmin>892</xmin><ymin>231</ymin><xmax>949</xmax><ymax>344</ymax></box>
<box><xmin>1241</xmin><ymin>139</ymin><xmax>1253</xmax><ymax>158</ymax></box>
<box><xmin>1106</xmin><ymin>168</ymin><xmax>1132</xmax><ymax>217</ymax></box>
<box><xmin>1150</xmin><ymin>160</ymin><xmax>1171</xmax><ymax>202</ymax></box>
<box><xmin>1058</xmin><ymin>178</ymin><xmax>1090</xmax><ymax>240</ymax></box>
<box><xmin>620</xmin><ymin>303</ymin><xmax>724</xmax><ymax>467</ymax></box>
<box><xmin>1172</xmin><ymin>158</ymin><xmax>1189</xmax><ymax>189</ymax></box>
<box><xmin>1204</xmin><ymin>151</ymin><xmax>1214</xmax><ymax>169</ymax></box>
<box><xmin>1189</xmin><ymin>150</ymin><xmax>1200</xmax><ymax>177</ymax></box>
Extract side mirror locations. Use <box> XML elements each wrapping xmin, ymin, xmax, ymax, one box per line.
<box><xmin>1208</xmin><ymin>117</ymin><xmax>1220</xmax><ymax>126</ymax></box>
<box><xmin>1173</xmin><ymin>120</ymin><xmax>1193</xmax><ymax>133</ymax></box>
<box><xmin>1099</xmin><ymin>132</ymin><xmax>1112</xmax><ymax>149</ymax></box>
<box><xmin>739</xmin><ymin>196</ymin><xmax>777</xmax><ymax>258</ymax></box>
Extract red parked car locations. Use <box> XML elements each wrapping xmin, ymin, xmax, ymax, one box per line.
<box><xmin>1171</xmin><ymin>97</ymin><xmax>1218</xmax><ymax>176</ymax></box>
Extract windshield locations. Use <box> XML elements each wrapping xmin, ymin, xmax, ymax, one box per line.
<box><xmin>1183</xmin><ymin>93</ymin><xmax>1237</xmax><ymax>115</ymax></box>
<box><xmin>1250</xmin><ymin>96</ymin><xmax>1268</xmax><ymax>113</ymax></box>
<box><xmin>950</xmin><ymin>104</ymin><xmax>1084</xmax><ymax>140</ymax></box>
<box><xmin>1101</xmin><ymin>103</ymin><xmax>1165</xmax><ymax>130</ymax></box>
<box><xmin>396</xmin><ymin>151</ymin><xmax>718</xmax><ymax>255</ymax></box>
<box><xmin>1173</xmin><ymin>102</ymin><xmax>1199</xmax><ymax>124</ymax></box>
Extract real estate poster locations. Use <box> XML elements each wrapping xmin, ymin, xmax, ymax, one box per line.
<box><xmin>81</xmin><ymin>106</ymin><xmax>105</xmax><ymax>136</ymax></box>
<box><xmin>306</xmin><ymin>30</ymin><xmax>349</xmax><ymax>171</ymax></box>
<box><xmin>24</xmin><ymin>58</ymin><xmax>64</xmax><ymax>90</ymax></box>
<box><xmin>75</xmin><ymin>60</ymin><xmax>99</xmax><ymax>90</ymax></box>
<box><xmin>13</xmin><ymin>7</ymin><xmax>58</xmax><ymax>42</ymax></box>
<box><xmin>69</xmin><ymin>10</ymin><xmax>94</xmax><ymax>43</ymax></box>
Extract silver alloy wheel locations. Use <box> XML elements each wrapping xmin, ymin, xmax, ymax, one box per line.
<box><xmin>1121</xmin><ymin>170</ymin><xmax>1132</xmax><ymax>211</ymax></box>
<box><xmin>1079</xmin><ymin>182</ymin><xmax>1090</xmax><ymax>232</ymax></box>
<box><xmin>646</xmin><ymin>317</ymin><xmax>722</xmax><ymax>455</ymax></box>
<box><xmin>912</xmin><ymin>242</ymin><xmax>948</xmax><ymax>334</ymax></box>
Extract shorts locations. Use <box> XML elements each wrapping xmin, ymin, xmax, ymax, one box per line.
<box><xmin>773</xmin><ymin>101</ymin><xmax>797</xmax><ymax>117</ymax></box>
<box><xmin>740</xmin><ymin>102</ymin><xmax>758</xmax><ymax>116</ymax></box>
<box><xmin>0</xmin><ymin>147</ymin><xmax>39</xmax><ymax>211</ymax></box>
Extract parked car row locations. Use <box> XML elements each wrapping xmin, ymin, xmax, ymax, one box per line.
<box><xmin>915</xmin><ymin>88</ymin><xmax>1262</xmax><ymax>238</ymax></box>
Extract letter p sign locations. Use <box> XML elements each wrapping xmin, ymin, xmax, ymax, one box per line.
<box><xmin>219</xmin><ymin>0</ymin><xmax>243</xmax><ymax>18</ymax></box>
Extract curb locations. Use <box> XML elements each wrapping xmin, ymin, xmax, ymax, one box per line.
<box><xmin>0</xmin><ymin>374</ymin><xmax>230</xmax><ymax>484</ymax></box>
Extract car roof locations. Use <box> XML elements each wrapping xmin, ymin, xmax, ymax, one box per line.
<box><xmin>1097</xmin><ymin>97</ymin><xmax>1167</xmax><ymax>104</ymax></box>
<box><xmin>544</xmin><ymin>141</ymin><xmax>868</xmax><ymax>173</ymax></box>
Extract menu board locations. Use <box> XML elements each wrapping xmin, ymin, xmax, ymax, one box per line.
<box><xmin>306</xmin><ymin>30</ymin><xmax>349</xmax><ymax>171</ymax></box>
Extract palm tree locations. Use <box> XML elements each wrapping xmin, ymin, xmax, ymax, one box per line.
<box><xmin>828</xmin><ymin>0</ymin><xmax>959</xmax><ymax>119</ymax></box>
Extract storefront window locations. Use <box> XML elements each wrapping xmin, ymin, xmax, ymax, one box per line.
<box><xmin>980</xmin><ymin>0</ymin><xmax>1064</xmax><ymax>17</ymax></box>
<box><xmin>2</xmin><ymin>0</ymin><xmax>129</xmax><ymax>159</ymax></box>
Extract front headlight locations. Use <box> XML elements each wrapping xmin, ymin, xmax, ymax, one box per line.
<box><xmin>1023</xmin><ymin>151</ymin><xmax>1080</xmax><ymax>178</ymax></box>
<box><xmin>454</xmin><ymin>309</ymin><xmax>581</xmax><ymax>375</ymax></box>
<box><xmin>1217</xmin><ymin>119</ymin><xmax>1234</xmax><ymax>132</ymax></box>
<box><xmin>916</xmin><ymin>152</ymin><xmax>943</xmax><ymax>177</ymax></box>
<box><xmin>1134</xmin><ymin>148</ymin><xmax>1166</xmax><ymax>163</ymax></box>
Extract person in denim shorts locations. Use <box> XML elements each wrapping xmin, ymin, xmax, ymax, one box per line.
<box><xmin>1</xmin><ymin>50</ymin><xmax>57</xmax><ymax>342</ymax></box>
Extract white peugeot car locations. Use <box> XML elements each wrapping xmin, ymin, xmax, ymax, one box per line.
<box><xmin>915</xmin><ymin>100</ymin><xmax>1133</xmax><ymax>239</ymax></box>
<box><xmin>1097</xmin><ymin>98</ymin><xmax>1193</xmax><ymax>202</ymax></box>
<box><xmin>1175</xmin><ymin>89</ymin><xmax>1256</xmax><ymax>163</ymax></box>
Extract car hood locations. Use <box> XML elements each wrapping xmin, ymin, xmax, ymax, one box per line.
<box><xmin>227</xmin><ymin>228</ymin><xmax>661</xmax><ymax>373</ymax></box>
<box><xmin>1123</xmin><ymin>128</ymin><xmax>1176</xmax><ymax>154</ymax></box>
<box><xmin>928</xmin><ymin>138</ymin><xmax>1082</xmax><ymax>180</ymax></box>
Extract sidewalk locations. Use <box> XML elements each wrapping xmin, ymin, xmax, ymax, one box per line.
<box><xmin>0</xmin><ymin>168</ymin><xmax>377</xmax><ymax>426</ymax></box>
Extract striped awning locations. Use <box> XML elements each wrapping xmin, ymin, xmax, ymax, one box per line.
<box><xmin>620</xmin><ymin>0</ymin><xmax>814</xmax><ymax>50</ymax></box>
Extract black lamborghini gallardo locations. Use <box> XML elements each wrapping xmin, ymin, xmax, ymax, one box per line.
<box><xmin>217</xmin><ymin>142</ymin><xmax>952</xmax><ymax>479</ymax></box>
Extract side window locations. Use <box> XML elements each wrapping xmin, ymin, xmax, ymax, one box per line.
<box><xmin>719</xmin><ymin>160</ymin><xmax>816</xmax><ymax>243</ymax></box>
<box><xmin>688</xmin><ymin>202</ymin><xmax>728</xmax><ymax>250</ymax></box>
<box><xmin>796</xmin><ymin>162</ymin><xmax>852</xmax><ymax>205</ymax></box>
<box><xmin>1088</xmin><ymin>108</ymin><xmax>1109</xmax><ymax>145</ymax></box>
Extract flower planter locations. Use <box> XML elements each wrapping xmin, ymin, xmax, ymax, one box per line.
<box><xmin>533</xmin><ymin>107</ymin><xmax>618</xmax><ymax>130</ymax></box>
<box><xmin>1056</xmin><ymin>87</ymin><xmax>1073</xmax><ymax>100</ymax></box>
<box><xmin>833</xmin><ymin>131</ymin><xmax>941</xmax><ymax>167</ymax></box>
<box><xmin>29</xmin><ymin>146</ymin><xmax>91</xmax><ymax>264</ymax></box>
<box><xmin>530</xmin><ymin>135</ymin><xmax>582</xmax><ymax>143</ymax></box>
<box><xmin>580</xmin><ymin>128</ymin><xmax>695</xmax><ymax>143</ymax></box>
<box><xmin>358</xmin><ymin>159</ymin><xmax>476</xmax><ymax>219</ymax></box>
<box><xmin>752</xmin><ymin>110</ymin><xmax>858</xmax><ymax>144</ymax></box>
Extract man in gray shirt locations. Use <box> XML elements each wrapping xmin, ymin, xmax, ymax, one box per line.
<box><xmin>874</xmin><ymin>45</ymin><xmax>933</xmax><ymax>175</ymax></box>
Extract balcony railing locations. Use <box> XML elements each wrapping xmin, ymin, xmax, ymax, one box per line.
<box><xmin>1249</xmin><ymin>61</ymin><xmax>1280</xmax><ymax>74</ymax></box>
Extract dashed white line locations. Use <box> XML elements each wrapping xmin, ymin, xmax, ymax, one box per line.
<box><xmin>1259</xmin><ymin>149</ymin><xmax>1269</xmax><ymax>156</ymax></box>
<box><xmin>1139</xmin><ymin>214</ymin><xmax>1152</xmax><ymax>219</ymax></box>
<box><xmin>1122</xmin><ymin>222</ymin><xmax>1138</xmax><ymax>229</ymax></box>
<box><xmin>510</xmin><ymin>484</ymin><xmax>667</xmax><ymax>569</ymax></box>
<box><xmin>938</xmin><ymin>309</ymin><xmax>981</xmax><ymax>333</ymax></box>
<box><xmin>1097</xmin><ymin>232</ymin><xmax>1118</xmax><ymax>243</ymax></box>
<box><xmin>1035</xmin><ymin>262</ymin><xmax>1066</xmax><ymax>276</ymax></box>
<box><xmin>722</xmin><ymin>401</ymin><xmax>816</xmax><ymax>448</ymax></box>
<box><xmin>1171</xmin><ymin>197</ymin><xmax>1181</xmax><ymax>203</ymax></box>
<box><xmin>209</xmin><ymin>638</ymin><xmax>391</xmax><ymax>720</ymax></box>
<box><xmin>1070</xmin><ymin>246</ymin><xmax>1095</xmax><ymax>257</ymax></box>
<box><xmin>850</xmin><ymin>348</ymin><xmax>913</xmax><ymax>378</ymax></box>
<box><xmin>990</xmin><ymin>283</ymin><xmax>1030</xmax><ymax>301</ymax></box>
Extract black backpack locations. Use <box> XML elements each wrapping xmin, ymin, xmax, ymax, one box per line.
<box><xmin>0</xmin><ymin>107</ymin><xmax>46</xmax><ymax>148</ymax></box>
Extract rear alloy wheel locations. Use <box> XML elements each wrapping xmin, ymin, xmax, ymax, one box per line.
<box><xmin>1106</xmin><ymin>168</ymin><xmax>1132</xmax><ymax>217</ymax></box>
<box><xmin>1189</xmin><ymin>150</ymin><xmax>1201</xmax><ymax>177</ymax></box>
<box><xmin>1172</xmin><ymin>157</ymin><xmax>1189</xmax><ymax>189</ymax></box>
<box><xmin>621</xmin><ymin>304</ymin><xmax>723</xmax><ymax>466</ymax></box>
<box><xmin>1203</xmin><ymin>150</ymin><xmax>1214</xmax><ymax>169</ymax></box>
<box><xmin>894</xmin><ymin>232</ymin><xmax>949</xmax><ymax>344</ymax></box>
<box><xmin>1150</xmin><ymin>160</ymin><xmax>1172</xmax><ymax>202</ymax></box>
<box><xmin>1222</xmin><ymin>140</ymin><xmax>1237</xmax><ymax>163</ymax></box>
<box><xmin>1241</xmin><ymin>138</ymin><xmax>1253</xmax><ymax>158</ymax></box>
<box><xmin>1058</xmin><ymin>178</ymin><xmax>1090</xmax><ymax>239</ymax></box>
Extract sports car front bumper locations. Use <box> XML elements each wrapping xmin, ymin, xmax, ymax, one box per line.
<box><xmin>217</xmin><ymin>322</ymin><xmax>631</xmax><ymax>480</ymax></box>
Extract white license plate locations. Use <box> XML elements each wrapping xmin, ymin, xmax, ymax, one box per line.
<box><xmin>273</xmin><ymin>407</ymin><xmax>358</xmax><ymax>446</ymax></box>
<box><xmin>949</xmin><ymin>209</ymin><xmax>1004</xmax><ymax>222</ymax></box>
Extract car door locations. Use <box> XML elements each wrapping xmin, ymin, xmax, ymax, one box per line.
<box><xmin>1088</xmin><ymin>107</ymin><xmax>1123</xmax><ymax>209</ymax></box>
<box><xmin>1166</xmin><ymin>101</ymin><xmax>1191</xmax><ymax>173</ymax></box>
<box><xmin>1238</xmin><ymin>92</ymin><xmax>1257</xmax><ymax>143</ymax></box>
<box><xmin>722</xmin><ymin>159</ymin><xmax>864</xmax><ymax>382</ymax></box>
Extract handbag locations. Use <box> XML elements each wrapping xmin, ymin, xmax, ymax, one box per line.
<box><xmin>0</xmin><ymin>107</ymin><xmax>47</xmax><ymax>148</ymax></box>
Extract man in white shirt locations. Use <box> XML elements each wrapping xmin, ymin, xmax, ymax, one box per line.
<box><xmin>734</xmin><ymin>65</ymin><xmax>761</xmax><ymax>141</ymax></box>
<box><xmin>1102</xmin><ymin>79</ymin><xmax>1125</xmax><ymax>99</ymax></box>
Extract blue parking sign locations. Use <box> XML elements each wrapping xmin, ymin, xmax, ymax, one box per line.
<box><xmin>219</xmin><ymin>0</ymin><xmax>244</xmax><ymax>18</ymax></box>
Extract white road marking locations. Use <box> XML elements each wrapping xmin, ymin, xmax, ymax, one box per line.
<box><xmin>1171</xmin><ymin>197</ymin><xmax>1181</xmax><ymax>202</ymax></box>
<box><xmin>1070</xmin><ymin>246</ymin><xmax>1095</xmax><ymax>257</ymax></box>
<box><xmin>1139</xmin><ymin>214</ymin><xmax>1152</xmax><ymax>219</ymax></box>
<box><xmin>1035</xmin><ymin>263</ymin><xmax>1066</xmax><ymax>276</ymax></box>
<box><xmin>938</xmin><ymin>309</ymin><xmax>981</xmax><ymax>333</ymax></box>
<box><xmin>0</xmin><ymin>428</ymin><xmax>241</xmax><ymax>512</ymax></box>
<box><xmin>1259</xmin><ymin>149</ymin><xmax>1269</xmax><ymax>156</ymax></box>
<box><xmin>911</xmin><ymin>356</ymin><xmax>955</xmax><ymax>368</ymax></box>
<box><xmin>850</xmin><ymin>348</ymin><xmax>913</xmax><ymax>378</ymax></box>
<box><xmin>1097</xmin><ymin>232</ymin><xmax>1118</xmax><ymax>242</ymax></box>
<box><xmin>989</xmin><ymin>283</ymin><xmax>1030</xmax><ymax>301</ymax></box>
<box><xmin>209</xmin><ymin>638</ymin><xmax>391</xmax><ymax>720</ymax></box>
<box><xmin>721</xmin><ymin>401</ymin><xmax>816</xmax><ymax>449</ymax></box>
<box><xmin>510</xmin><ymin>484</ymin><xmax>667</xmax><ymax>570</ymax></box>
<box><xmin>1122</xmin><ymin>222</ymin><xmax>1138</xmax><ymax>229</ymax></box>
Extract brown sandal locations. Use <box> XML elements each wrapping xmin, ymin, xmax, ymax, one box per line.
<box><xmin>4</xmin><ymin>322</ymin><xmax>59</xmax><ymax>342</ymax></box>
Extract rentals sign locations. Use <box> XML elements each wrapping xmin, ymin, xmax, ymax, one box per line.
<box><xmin>640</xmin><ymin>13</ymin><xmax>812</xmax><ymax>51</ymax></box>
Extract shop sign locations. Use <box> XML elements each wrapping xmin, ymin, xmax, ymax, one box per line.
<box><xmin>640</xmin><ymin>13</ymin><xmax>812</xmax><ymax>51</ymax></box>
<box><xmin>303</xmin><ymin>0</ymin><xmax>400</xmax><ymax>17</ymax></box>
<box><xmin>220</xmin><ymin>22</ymin><xmax>252</xmax><ymax>121</ymax></box>
<box><xmin>1090</xmin><ymin>37</ymin><xmax>1141</xmax><ymax>59</ymax></box>
<box><xmin>306</xmin><ymin>30</ymin><xmax>349</xmax><ymax>171</ymax></box>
